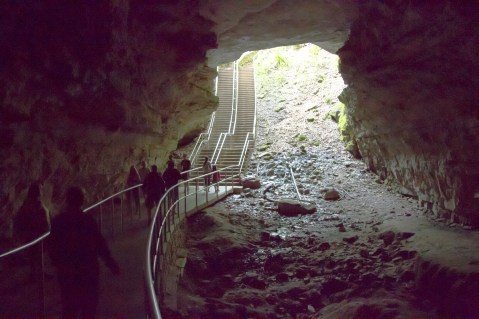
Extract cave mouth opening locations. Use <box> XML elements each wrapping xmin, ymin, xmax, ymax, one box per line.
<box><xmin>240</xmin><ymin>43</ymin><xmax>347</xmax><ymax>158</ymax></box>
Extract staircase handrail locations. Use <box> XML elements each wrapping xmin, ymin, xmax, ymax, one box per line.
<box><xmin>228</xmin><ymin>61</ymin><xmax>239</xmax><ymax>134</ymax></box>
<box><xmin>189</xmin><ymin>111</ymin><xmax>216</xmax><ymax>163</ymax></box>
<box><xmin>252</xmin><ymin>64</ymin><xmax>257</xmax><ymax>135</ymax></box>
<box><xmin>238</xmin><ymin>132</ymin><xmax>255</xmax><ymax>173</ymax></box>
<box><xmin>211</xmin><ymin>132</ymin><xmax>228</xmax><ymax>164</ymax></box>
<box><xmin>145</xmin><ymin>164</ymin><xmax>240</xmax><ymax>319</ymax></box>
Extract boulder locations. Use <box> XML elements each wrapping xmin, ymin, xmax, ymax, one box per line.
<box><xmin>277</xmin><ymin>199</ymin><xmax>317</xmax><ymax>217</ymax></box>
<box><xmin>242</xmin><ymin>177</ymin><xmax>261</xmax><ymax>189</ymax></box>
<box><xmin>323</xmin><ymin>189</ymin><xmax>341</xmax><ymax>200</ymax></box>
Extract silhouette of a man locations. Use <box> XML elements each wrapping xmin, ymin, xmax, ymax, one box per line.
<box><xmin>49</xmin><ymin>186</ymin><xmax>120</xmax><ymax>318</ymax></box>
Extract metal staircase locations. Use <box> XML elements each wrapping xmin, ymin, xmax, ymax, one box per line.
<box><xmin>191</xmin><ymin>61</ymin><xmax>256</xmax><ymax>181</ymax></box>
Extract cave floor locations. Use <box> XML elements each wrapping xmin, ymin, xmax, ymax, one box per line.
<box><xmin>174</xmin><ymin>143</ymin><xmax>479</xmax><ymax>319</ymax></box>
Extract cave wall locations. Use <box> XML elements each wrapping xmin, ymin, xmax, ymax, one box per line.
<box><xmin>0</xmin><ymin>0</ymin><xmax>217</xmax><ymax>232</ymax></box>
<box><xmin>337</xmin><ymin>1</ymin><xmax>479</xmax><ymax>224</ymax></box>
<box><xmin>1</xmin><ymin>0</ymin><xmax>478</xmax><ymax>234</ymax></box>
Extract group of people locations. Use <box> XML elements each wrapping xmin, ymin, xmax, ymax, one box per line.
<box><xmin>125</xmin><ymin>154</ymin><xmax>192</xmax><ymax>225</ymax></box>
<box><xmin>13</xmin><ymin>183</ymin><xmax>120</xmax><ymax>318</ymax></box>
<box><xmin>12</xmin><ymin>153</ymin><xmax>222</xmax><ymax>318</ymax></box>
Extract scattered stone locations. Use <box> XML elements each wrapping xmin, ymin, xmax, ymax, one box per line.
<box><xmin>277</xmin><ymin>198</ymin><xmax>316</xmax><ymax>217</ymax></box>
<box><xmin>318</xmin><ymin>242</ymin><xmax>331</xmax><ymax>251</ymax></box>
<box><xmin>242</xmin><ymin>177</ymin><xmax>261</xmax><ymax>189</ymax></box>
<box><xmin>275</xmin><ymin>272</ymin><xmax>289</xmax><ymax>282</ymax></box>
<box><xmin>359</xmin><ymin>249</ymin><xmax>370</xmax><ymax>259</ymax></box>
<box><xmin>242</xmin><ymin>276</ymin><xmax>267</xmax><ymax>290</ymax></box>
<box><xmin>396</xmin><ymin>232</ymin><xmax>415</xmax><ymax>240</ymax></box>
<box><xmin>321</xmin><ymin>278</ymin><xmax>349</xmax><ymax>296</ymax></box>
<box><xmin>337</xmin><ymin>223</ymin><xmax>347</xmax><ymax>232</ymax></box>
<box><xmin>343</xmin><ymin>235</ymin><xmax>359</xmax><ymax>244</ymax></box>
<box><xmin>323</xmin><ymin>189</ymin><xmax>341</xmax><ymax>200</ymax></box>
<box><xmin>379</xmin><ymin>230</ymin><xmax>395</xmax><ymax>246</ymax></box>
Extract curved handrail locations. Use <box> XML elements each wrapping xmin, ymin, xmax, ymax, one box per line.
<box><xmin>190</xmin><ymin>112</ymin><xmax>216</xmax><ymax>164</ymax></box>
<box><xmin>1</xmin><ymin>184</ymin><xmax>144</xmax><ymax>259</ymax></box>
<box><xmin>0</xmin><ymin>231</ymin><xmax>50</xmax><ymax>259</ymax></box>
<box><xmin>145</xmin><ymin>164</ymin><xmax>240</xmax><ymax>319</ymax></box>
<box><xmin>83</xmin><ymin>184</ymin><xmax>142</xmax><ymax>212</ymax></box>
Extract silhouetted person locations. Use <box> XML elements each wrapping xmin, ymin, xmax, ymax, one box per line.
<box><xmin>163</xmin><ymin>160</ymin><xmax>182</xmax><ymax>209</ymax></box>
<box><xmin>142</xmin><ymin>165</ymin><xmax>166</xmax><ymax>225</ymax></box>
<box><xmin>180</xmin><ymin>154</ymin><xmax>191</xmax><ymax>180</ymax></box>
<box><xmin>13</xmin><ymin>181</ymin><xmax>50</xmax><ymax>281</ymax></box>
<box><xmin>137</xmin><ymin>160</ymin><xmax>150</xmax><ymax>182</ymax></box>
<box><xmin>211</xmin><ymin>165</ymin><xmax>221</xmax><ymax>193</ymax></box>
<box><xmin>180</xmin><ymin>153</ymin><xmax>192</xmax><ymax>194</ymax></box>
<box><xmin>202</xmin><ymin>156</ymin><xmax>212</xmax><ymax>191</ymax></box>
<box><xmin>167</xmin><ymin>154</ymin><xmax>175</xmax><ymax>169</ymax></box>
<box><xmin>49</xmin><ymin>186</ymin><xmax>120</xmax><ymax>319</ymax></box>
<box><xmin>125</xmin><ymin>165</ymin><xmax>141</xmax><ymax>215</ymax></box>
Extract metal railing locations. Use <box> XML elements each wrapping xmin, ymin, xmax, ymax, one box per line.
<box><xmin>0</xmin><ymin>184</ymin><xmax>144</xmax><ymax>318</ymax></box>
<box><xmin>190</xmin><ymin>111</ymin><xmax>216</xmax><ymax>164</ymax></box>
<box><xmin>289</xmin><ymin>165</ymin><xmax>303</xmax><ymax>201</ymax></box>
<box><xmin>239</xmin><ymin>132</ymin><xmax>255</xmax><ymax>173</ymax></box>
<box><xmin>211</xmin><ymin>132</ymin><xmax>228</xmax><ymax>164</ymax></box>
<box><xmin>144</xmin><ymin>164</ymin><xmax>240</xmax><ymax>319</ymax></box>
<box><xmin>228</xmin><ymin>61</ymin><xmax>239</xmax><ymax>134</ymax></box>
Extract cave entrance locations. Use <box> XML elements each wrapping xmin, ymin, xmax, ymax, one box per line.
<box><xmin>175</xmin><ymin>43</ymin><xmax>434</xmax><ymax>318</ymax></box>
<box><xmin>243</xmin><ymin>43</ymin><xmax>346</xmax><ymax>158</ymax></box>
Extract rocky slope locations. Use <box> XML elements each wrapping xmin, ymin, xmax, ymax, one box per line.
<box><xmin>172</xmin><ymin>46</ymin><xmax>479</xmax><ymax>319</ymax></box>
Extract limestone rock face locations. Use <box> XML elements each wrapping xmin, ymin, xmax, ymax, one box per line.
<box><xmin>1</xmin><ymin>0</ymin><xmax>478</xmax><ymax>233</ymax></box>
<box><xmin>201</xmin><ymin>0</ymin><xmax>358</xmax><ymax>66</ymax></box>
<box><xmin>337</xmin><ymin>1</ymin><xmax>479</xmax><ymax>225</ymax></box>
<box><xmin>0</xmin><ymin>1</ymin><xmax>217</xmax><ymax>229</ymax></box>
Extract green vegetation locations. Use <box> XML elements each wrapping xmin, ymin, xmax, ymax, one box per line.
<box><xmin>254</xmin><ymin>44</ymin><xmax>338</xmax><ymax>98</ymax></box>
<box><xmin>307</xmin><ymin>117</ymin><xmax>315</xmax><ymax>122</ymax></box>
<box><xmin>258</xmin><ymin>144</ymin><xmax>270</xmax><ymax>151</ymax></box>
<box><xmin>337</xmin><ymin>103</ymin><xmax>360</xmax><ymax>157</ymax></box>
<box><xmin>274</xmin><ymin>105</ymin><xmax>285</xmax><ymax>112</ymax></box>
<box><xmin>298</xmin><ymin>134</ymin><xmax>306</xmax><ymax>142</ymax></box>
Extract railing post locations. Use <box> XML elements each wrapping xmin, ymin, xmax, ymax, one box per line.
<box><xmin>195</xmin><ymin>179</ymin><xmax>198</xmax><ymax>208</ymax></box>
<box><xmin>40</xmin><ymin>241</ymin><xmax>46</xmax><ymax>319</ymax></box>
<box><xmin>120</xmin><ymin>195</ymin><xmax>124</xmax><ymax>232</ymax></box>
<box><xmin>111</xmin><ymin>199</ymin><xmax>115</xmax><ymax>238</ymax></box>
<box><xmin>99</xmin><ymin>205</ymin><xmax>103</xmax><ymax>233</ymax></box>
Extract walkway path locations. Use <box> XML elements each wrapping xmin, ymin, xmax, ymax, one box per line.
<box><xmin>0</xmin><ymin>185</ymin><xmax>232</xmax><ymax>318</ymax></box>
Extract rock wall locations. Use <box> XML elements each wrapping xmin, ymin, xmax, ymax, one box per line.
<box><xmin>337</xmin><ymin>1</ymin><xmax>479</xmax><ymax>224</ymax></box>
<box><xmin>0</xmin><ymin>0</ymin><xmax>217</xmax><ymax>233</ymax></box>
<box><xmin>1</xmin><ymin>0</ymin><xmax>478</xmax><ymax>234</ymax></box>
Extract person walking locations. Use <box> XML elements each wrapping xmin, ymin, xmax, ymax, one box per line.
<box><xmin>125</xmin><ymin>165</ymin><xmax>141</xmax><ymax>216</ymax></box>
<box><xmin>14</xmin><ymin>182</ymin><xmax>50</xmax><ymax>281</ymax></box>
<box><xmin>202</xmin><ymin>156</ymin><xmax>212</xmax><ymax>192</ymax></box>
<box><xmin>211</xmin><ymin>165</ymin><xmax>221</xmax><ymax>193</ymax></box>
<box><xmin>49</xmin><ymin>186</ymin><xmax>120</xmax><ymax>319</ymax></box>
<box><xmin>163</xmin><ymin>161</ymin><xmax>182</xmax><ymax>210</ymax></box>
<box><xmin>137</xmin><ymin>160</ymin><xmax>150</xmax><ymax>182</ymax></box>
<box><xmin>180</xmin><ymin>154</ymin><xmax>191</xmax><ymax>193</ymax></box>
<box><xmin>142</xmin><ymin>165</ymin><xmax>166</xmax><ymax>225</ymax></box>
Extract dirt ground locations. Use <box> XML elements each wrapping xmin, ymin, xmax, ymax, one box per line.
<box><xmin>171</xmin><ymin>47</ymin><xmax>479</xmax><ymax>319</ymax></box>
